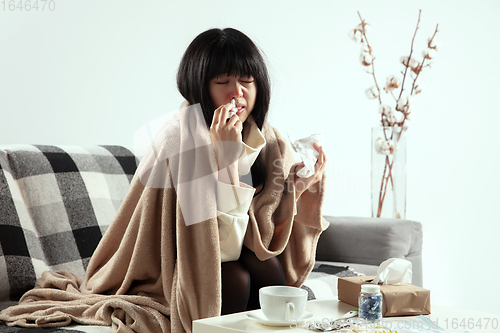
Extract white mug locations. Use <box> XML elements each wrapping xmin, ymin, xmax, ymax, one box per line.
<box><xmin>259</xmin><ymin>286</ymin><xmax>308</xmax><ymax>321</ymax></box>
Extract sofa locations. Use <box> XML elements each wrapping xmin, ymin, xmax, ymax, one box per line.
<box><xmin>0</xmin><ymin>144</ymin><xmax>423</xmax><ymax>332</ymax></box>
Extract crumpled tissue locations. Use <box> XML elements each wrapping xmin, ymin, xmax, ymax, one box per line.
<box><xmin>288</xmin><ymin>133</ymin><xmax>323</xmax><ymax>178</ymax></box>
<box><xmin>373</xmin><ymin>258</ymin><xmax>413</xmax><ymax>285</ymax></box>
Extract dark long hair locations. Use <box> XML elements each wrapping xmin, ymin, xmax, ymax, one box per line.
<box><xmin>177</xmin><ymin>28</ymin><xmax>270</xmax><ymax>192</ymax></box>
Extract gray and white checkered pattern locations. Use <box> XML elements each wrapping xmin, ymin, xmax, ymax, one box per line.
<box><xmin>0</xmin><ymin>145</ymin><xmax>136</xmax><ymax>302</ymax></box>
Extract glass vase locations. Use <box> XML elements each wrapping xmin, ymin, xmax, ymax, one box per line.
<box><xmin>371</xmin><ymin>127</ymin><xmax>406</xmax><ymax>218</ymax></box>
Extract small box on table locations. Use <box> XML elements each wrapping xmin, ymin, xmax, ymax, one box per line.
<box><xmin>338</xmin><ymin>276</ymin><xmax>431</xmax><ymax>317</ymax></box>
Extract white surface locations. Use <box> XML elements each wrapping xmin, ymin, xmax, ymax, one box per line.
<box><xmin>246</xmin><ymin>310</ymin><xmax>313</xmax><ymax>327</ymax></box>
<box><xmin>1</xmin><ymin>0</ymin><xmax>499</xmax><ymax>315</ymax></box>
<box><xmin>385</xmin><ymin>305</ymin><xmax>500</xmax><ymax>333</ymax></box>
<box><xmin>193</xmin><ymin>299</ymin><xmax>358</xmax><ymax>333</ymax></box>
<box><xmin>193</xmin><ymin>299</ymin><xmax>500</xmax><ymax>333</ymax></box>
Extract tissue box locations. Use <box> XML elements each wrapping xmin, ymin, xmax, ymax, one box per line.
<box><xmin>338</xmin><ymin>276</ymin><xmax>431</xmax><ymax>317</ymax></box>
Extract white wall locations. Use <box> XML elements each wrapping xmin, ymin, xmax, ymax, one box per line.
<box><xmin>1</xmin><ymin>0</ymin><xmax>499</xmax><ymax>315</ymax></box>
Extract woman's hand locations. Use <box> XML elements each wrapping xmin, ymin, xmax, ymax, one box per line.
<box><xmin>210</xmin><ymin>103</ymin><xmax>243</xmax><ymax>185</ymax></box>
<box><xmin>210</xmin><ymin>102</ymin><xmax>243</xmax><ymax>144</ymax></box>
<box><xmin>294</xmin><ymin>143</ymin><xmax>327</xmax><ymax>201</ymax></box>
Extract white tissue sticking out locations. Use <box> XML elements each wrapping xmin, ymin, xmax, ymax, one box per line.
<box><xmin>288</xmin><ymin>133</ymin><xmax>323</xmax><ymax>178</ymax></box>
<box><xmin>372</xmin><ymin>258</ymin><xmax>413</xmax><ymax>285</ymax></box>
<box><xmin>228</xmin><ymin>99</ymin><xmax>237</xmax><ymax>117</ymax></box>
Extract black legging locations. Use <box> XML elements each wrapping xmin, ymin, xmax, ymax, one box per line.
<box><xmin>221</xmin><ymin>246</ymin><xmax>286</xmax><ymax>315</ymax></box>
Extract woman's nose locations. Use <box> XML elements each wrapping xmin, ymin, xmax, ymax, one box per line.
<box><xmin>230</xmin><ymin>82</ymin><xmax>244</xmax><ymax>99</ymax></box>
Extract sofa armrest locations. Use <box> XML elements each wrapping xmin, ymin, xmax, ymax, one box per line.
<box><xmin>316</xmin><ymin>216</ymin><xmax>423</xmax><ymax>286</ymax></box>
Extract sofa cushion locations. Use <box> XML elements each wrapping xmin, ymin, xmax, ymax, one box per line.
<box><xmin>316</xmin><ymin>216</ymin><xmax>424</xmax><ymax>286</ymax></box>
<box><xmin>0</xmin><ymin>145</ymin><xmax>136</xmax><ymax>301</ymax></box>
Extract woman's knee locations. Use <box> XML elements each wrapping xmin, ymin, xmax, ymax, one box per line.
<box><xmin>221</xmin><ymin>261</ymin><xmax>251</xmax><ymax>314</ymax></box>
<box><xmin>239</xmin><ymin>248</ymin><xmax>286</xmax><ymax>286</ymax></box>
<box><xmin>221</xmin><ymin>261</ymin><xmax>251</xmax><ymax>291</ymax></box>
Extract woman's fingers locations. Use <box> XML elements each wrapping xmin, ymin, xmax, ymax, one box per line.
<box><xmin>317</xmin><ymin>146</ymin><xmax>326</xmax><ymax>178</ymax></box>
<box><xmin>295</xmin><ymin>162</ymin><xmax>305</xmax><ymax>173</ymax></box>
<box><xmin>312</xmin><ymin>144</ymin><xmax>325</xmax><ymax>168</ymax></box>
<box><xmin>212</xmin><ymin>103</ymin><xmax>238</xmax><ymax>127</ymax></box>
<box><xmin>226</xmin><ymin>112</ymin><xmax>241</xmax><ymax>127</ymax></box>
<box><xmin>210</xmin><ymin>102</ymin><xmax>243</xmax><ymax>144</ymax></box>
<box><xmin>307</xmin><ymin>144</ymin><xmax>326</xmax><ymax>183</ymax></box>
<box><xmin>294</xmin><ymin>143</ymin><xmax>327</xmax><ymax>201</ymax></box>
<box><xmin>221</xmin><ymin>103</ymin><xmax>232</xmax><ymax>123</ymax></box>
<box><xmin>211</xmin><ymin>105</ymin><xmax>223</xmax><ymax>129</ymax></box>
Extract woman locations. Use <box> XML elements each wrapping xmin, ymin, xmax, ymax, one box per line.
<box><xmin>176</xmin><ymin>28</ymin><xmax>327</xmax><ymax>315</ymax></box>
<box><xmin>0</xmin><ymin>28</ymin><xmax>328</xmax><ymax>333</ymax></box>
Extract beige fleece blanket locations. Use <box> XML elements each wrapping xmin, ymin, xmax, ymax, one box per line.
<box><xmin>0</xmin><ymin>104</ymin><xmax>328</xmax><ymax>332</ymax></box>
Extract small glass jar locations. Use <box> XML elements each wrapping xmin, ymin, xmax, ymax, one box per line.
<box><xmin>358</xmin><ymin>284</ymin><xmax>383</xmax><ymax>322</ymax></box>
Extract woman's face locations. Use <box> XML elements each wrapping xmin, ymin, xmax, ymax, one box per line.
<box><xmin>208</xmin><ymin>74</ymin><xmax>257</xmax><ymax>123</ymax></box>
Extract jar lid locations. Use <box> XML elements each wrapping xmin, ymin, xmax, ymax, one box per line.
<box><xmin>361</xmin><ymin>284</ymin><xmax>381</xmax><ymax>293</ymax></box>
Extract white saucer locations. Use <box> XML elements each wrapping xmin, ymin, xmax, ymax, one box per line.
<box><xmin>247</xmin><ymin>310</ymin><xmax>313</xmax><ymax>326</ymax></box>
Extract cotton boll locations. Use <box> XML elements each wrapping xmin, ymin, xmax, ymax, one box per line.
<box><xmin>349</xmin><ymin>29</ymin><xmax>363</xmax><ymax>42</ymax></box>
<box><xmin>387</xmin><ymin>109</ymin><xmax>404</xmax><ymax>125</ymax></box>
<box><xmin>409</xmin><ymin>57</ymin><xmax>419</xmax><ymax>68</ymax></box>
<box><xmin>365</xmin><ymin>86</ymin><xmax>379</xmax><ymax>99</ymax></box>
<box><xmin>384</xmin><ymin>140</ymin><xmax>395</xmax><ymax>154</ymax></box>
<box><xmin>413</xmin><ymin>83</ymin><xmax>424</xmax><ymax>95</ymax></box>
<box><xmin>422</xmin><ymin>48</ymin><xmax>437</xmax><ymax>59</ymax></box>
<box><xmin>400</xmin><ymin>56</ymin><xmax>409</xmax><ymax>67</ymax></box>
<box><xmin>380</xmin><ymin>107</ymin><xmax>401</xmax><ymax>127</ymax></box>
<box><xmin>361</xmin><ymin>23</ymin><xmax>371</xmax><ymax>34</ymax></box>
<box><xmin>397</xmin><ymin>96</ymin><xmax>414</xmax><ymax>112</ymax></box>
<box><xmin>360</xmin><ymin>52</ymin><xmax>374</xmax><ymax>66</ymax></box>
<box><xmin>379</xmin><ymin>104</ymin><xmax>392</xmax><ymax>115</ymax></box>
<box><xmin>386</xmin><ymin>112</ymin><xmax>398</xmax><ymax>125</ymax></box>
<box><xmin>385</xmin><ymin>75</ymin><xmax>401</xmax><ymax>91</ymax></box>
<box><xmin>409</xmin><ymin>58</ymin><xmax>422</xmax><ymax>74</ymax></box>
<box><xmin>375</xmin><ymin>137</ymin><xmax>385</xmax><ymax>154</ymax></box>
<box><xmin>400</xmin><ymin>55</ymin><xmax>417</xmax><ymax>68</ymax></box>
<box><xmin>397</xmin><ymin>96</ymin><xmax>408</xmax><ymax>111</ymax></box>
<box><xmin>395</xmin><ymin>110</ymin><xmax>406</xmax><ymax>123</ymax></box>
<box><xmin>375</xmin><ymin>138</ymin><xmax>394</xmax><ymax>155</ymax></box>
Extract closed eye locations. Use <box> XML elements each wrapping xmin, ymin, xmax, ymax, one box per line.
<box><xmin>215</xmin><ymin>81</ymin><xmax>229</xmax><ymax>84</ymax></box>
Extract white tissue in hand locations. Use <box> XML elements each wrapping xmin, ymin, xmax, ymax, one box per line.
<box><xmin>289</xmin><ymin>133</ymin><xmax>323</xmax><ymax>178</ymax></box>
<box><xmin>372</xmin><ymin>258</ymin><xmax>413</xmax><ymax>285</ymax></box>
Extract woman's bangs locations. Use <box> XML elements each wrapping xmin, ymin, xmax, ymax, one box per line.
<box><xmin>208</xmin><ymin>45</ymin><xmax>257</xmax><ymax>80</ymax></box>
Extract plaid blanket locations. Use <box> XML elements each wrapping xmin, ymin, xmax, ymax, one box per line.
<box><xmin>0</xmin><ymin>145</ymin><xmax>136</xmax><ymax>304</ymax></box>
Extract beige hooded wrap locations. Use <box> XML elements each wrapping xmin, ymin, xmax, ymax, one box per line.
<box><xmin>0</xmin><ymin>105</ymin><xmax>328</xmax><ymax>332</ymax></box>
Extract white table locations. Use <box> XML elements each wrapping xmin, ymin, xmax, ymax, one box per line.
<box><xmin>193</xmin><ymin>299</ymin><xmax>500</xmax><ymax>333</ymax></box>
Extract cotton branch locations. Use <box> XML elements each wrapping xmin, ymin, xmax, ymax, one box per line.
<box><xmin>397</xmin><ymin>10</ymin><xmax>422</xmax><ymax>105</ymax></box>
<box><xmin>410</xmin><ymin>24</ymin><xmax>440</xmax><ymax>95</ymax></box>
<box><xmin>358</xmin><ymin>11</ymin><xmax>382</xmax><ymax>105</ymax></box>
